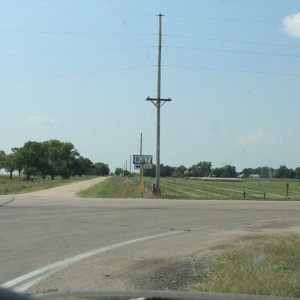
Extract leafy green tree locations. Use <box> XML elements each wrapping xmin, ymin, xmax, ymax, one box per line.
<box><xmin>19</xmin><ymin>140</ymin><xmax>80</xmax><ymax>180</ymax></box>
<box><xmin>294</xmin><ymin>167</ymin><xmax>300</xmax><ymax>179</ymax></box>
<box><xmin>11</xmin><ymin>148</ymin><xmax>23</xmax><ymax>176</ymax></box>
<box><xmin>222</xmin><ymin>165</ymin><xmax>237</xmax><ymax>178</ymax></box>
<box><xmin>172</xmin><ymin>165</ymin><xmax>187</xmax><ymax>177</ymax></box>
<box><xmin>257</xmin><ymin>166</ymin><xmax>274</xmax><ymax>178</ymax></box>
<box><xmin>0</xmin><ymin>150</ymin><xmax>6</xmax><ymax>170</ymax></box>
<box><xmin>275</xmin><ymin>165</ymin><xmax>290</xmax><ymax>178</ymax></box>
<box><xmin>211</xmin><ymin>167</ymin><xmax>222</xmax><ymax>177</ymax></box>
<box><xmin>186</xmin><ymin>161</ymin><xmax>212</xmax><ymax>177</ymax></box>
<box><xmin>211</xmin><ymin>165</ymin><xmax>236</xmax><ymax>178</ymax></box>
<box><xmin>4</xmin><ymin>153</ymin><xmax>16</xmax><ymax>179</ymax></box>
<box><xmin>72</xmin><ymin>156</ymin><xmax>93</xmax><ymax>177</ymax></box>
<box><xmin>160</xmin><ymin>164</ymin><xmax>175</xmax><ymax>177</ymax></box>
<box><xmin>20</xmin><ymin>141</ymin><xmax>45</xmax><ymax>179</ymax></box>
<box><xmin>42</xmin><ymin>140</ymin><xmax>79</xmax><ymax>179</ymax></box>
<box><xmin>115</xmin><ymin>168</ymin><xmax>124</xmax><ymax>176</ymax></box>
<box><xmin>240</xmin><ymin>168</ymin><xmax>255</xmax><ymax>177</ymax></box>
<box><xmin>93</xmin><ymin>162</ymin><xmax>110</xmax><ymax>176</ymax></box>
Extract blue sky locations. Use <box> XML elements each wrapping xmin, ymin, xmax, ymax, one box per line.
<box><xmin>0</xmin><ymin>0</ymin><xmax>300</xmax><ymax>172</ymax></box>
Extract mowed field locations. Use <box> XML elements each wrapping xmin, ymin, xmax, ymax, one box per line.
<box><xmin>80</xmin><ymin>176</ymin><xmax>300</xmax><ymax>200</ymax></box>
<box><xmin>152</xmin><ymin>178</ymin><xmax>299</xmax><ymax>200</ymax></box>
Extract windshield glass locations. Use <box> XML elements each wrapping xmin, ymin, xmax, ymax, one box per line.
<box><xmin>0</xmin><ymin>1</ymin><xmax>300</xmax><ymax>299</ymax></box>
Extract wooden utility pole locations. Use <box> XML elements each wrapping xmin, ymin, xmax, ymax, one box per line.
<box><xmin>146</xmin><ymin>14</ymin><xmax>171</xmax><ymax>194</ymax></box>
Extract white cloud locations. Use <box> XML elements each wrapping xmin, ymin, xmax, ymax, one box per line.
<box><xmin>283</xmin><ymin>12</ymin><xmax>300</xmax><ymax>38</ymax></box>
<box><xmin>234</xmin><ymin>131</ymin><xmax>280</xmax><ymax>146</ymax></box>
<box><xmin>26</xmin><ymin>115</ymin><xmax>59</xmax><ymax>126</ymax></box>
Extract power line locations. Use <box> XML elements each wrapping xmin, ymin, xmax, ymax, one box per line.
<box><xmin>0</xmin><ymin>30</ymin><xmax>156</xmax><ymax>36</ymax></box>
<box><xmin>1</xmin><ymin>63</ymin><xmax>299</xmax><ymax>86</ymax></box>
<box><xmin>163</xmin><ymin>65</ymin><xmax>300</xmax><ymax>78</ymax></box>
<box><xmin>0</xmin><ymin>46</ymin><xmax>156</xmax><ymax>58</ymax></box>
<box><xmin>164</xmin><ymin>34</ymin><xmax>299</xmax><ymax>48</ymax></box>
<box><xmin>0</xmin><ymin>3</ymin><xmax>283</xmax><ymax>24</ymax></box>
<box><xmin>165</xmin><ymin>46</ymin><xmax>300</xmax><ymax>58</ymax></box>
<box><xmin>0</xmin><ymin>65</ymin><xmax>154</xmax><ymax>85</ymax></box>
<box><xmin>1</xmin><ymin>29</ymin><xmax>296</xmax><ymax>49</ymax></box>
<box><xmin>0</xmin><ymin>3</ymin><xmax>156</xmax><ymax>16</ymax></box>
<box><xmin>166</xmin><ymin>14</ymin><xmax>279</xmax><ymax>24</ymax></box>
<box><xmin>2</xmin><ymin>45</ymin><xmax>299</xmax><ymax>60</ymax></box>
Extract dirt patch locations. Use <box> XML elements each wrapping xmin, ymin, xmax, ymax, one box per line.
<box><xmin>126</xmin><ymin>256</ymin><xmax>211</xmax><ymax>291</ymax></box>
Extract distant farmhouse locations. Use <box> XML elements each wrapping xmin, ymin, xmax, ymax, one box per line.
<box><xmin>249</xmin><ymin>174</ymin><xmax>260</xmax><ymax>178</ymax></box>
<box><xmin>237</xmin><ymin>174</ymin><xmax>260</xmax><ymax>178</ymax></box>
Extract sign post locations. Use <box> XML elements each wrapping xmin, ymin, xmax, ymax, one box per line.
<box><xmin>286</xmin><ymin>183</ymin><xmax>289</xmax><ymax>199</ymax></box>
<box><xmin>133</xmin><ymin>155</ymin><xmax>153</xmax><ymax>198</ymax></box>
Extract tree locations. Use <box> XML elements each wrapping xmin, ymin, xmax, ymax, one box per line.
<box><xmin>186</xmin><ymin>161</ymin><xmax>212</xmax><ymax>177</ymax></box>
<box><xmin>172</xmin><ymin>165</ymin><xmax>187</xmax><ymax>177</ymax></box>
<box><xmin>11</xmin><ymin>148</ymin><xmax>23</xmax><ymax>176</ymax></box>
<box><xmin>20</xmin><ymin>141</ymin><xmax>45</xmax><ymax>179</ymax></box>
<box><xmin>160</xmin><ymin>164</ymin><xmax>175</xmax><ymax>177</ymax></box>
<box><xmin>240</xmin><ymin>168</ymin><xmax>255</xmax><ymax>177</ymax></box>
<box><xmin>42</xmin><ymin>140</ymin><xmax>79</xmax><ymax>179</ymax></box>
<box><xmin>257</xmin><ymin>166</ymin><xmax>273</xmax><ymax>178</ymax></box>
<box><xmin>4</xmin><ymin>153</ymin><xmax>16</xmax><ymax>179</ymax></box>
<box><xmin>19</xmin><ymin>140</ymin><xmax>80</xmax><ymax>180</ymax></box>
<box><xmin>73</xmin><ymin>156</ymin><xmax>93</xmax><ymax>177</ymax></box>
<box><xmin>2</xmin><ymin>140</ymin><xmax>109</xmax><ymax>179</ymax></box>
<box><xmin>0</xmin><ymin>150</ymin><xmax>6</xmax><ymax>170</ymax></box>
<box><xmin>275</xmin><ymin>165</ymin><xmax>290</xmax><ymax>179</ymax></box>
<box><xmin>211</xmin><ymin>165</ymin><xmax>236</xmax><ymax>178</ymax></box>
<box><xmin>211</xmin><ymin>167</ymin><xmax>222</xmax><ymax>177</ymax></box>
<box><xmin>115</xmin><ymin>168</ymin><xmax>124</xmax><ymax>176</ymax></box>
<box><xmin>294</xmin><ymin>167</ymin><xmax>300</xmax><ymax>179</ymax></box>
<box><xmin>222</xmin><ymin>165</ymin><xmax>237</xmax><ymax>178</ymax></box>
<box><xmin>93</xmin><ymin>162</ymin><xmax>110</xmax><ymax>176</ymax></box>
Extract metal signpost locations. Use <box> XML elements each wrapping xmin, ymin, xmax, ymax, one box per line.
<box><xmin>133</xmin><ymin>155</ymin><xmax>153</xmax><ymax>198</ymax></box>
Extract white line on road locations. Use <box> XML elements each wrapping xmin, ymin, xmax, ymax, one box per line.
<box><xmin>1</xmin><ymin>231</ymin><xmax>183</xmax><ymax>292</ymax></box>
<box><xmin>2</xmin><ymin>217</ymin><xmax>300</xmax><ymax>292</ymax></box>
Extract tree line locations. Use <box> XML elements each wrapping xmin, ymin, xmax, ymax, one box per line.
<box><xmin>0</xmin><ymin>140</ymin><xmax>109</xmax><ymax>180</ymax></box>
<box><xmin>118</xmin><ymin>161</ymin><xmax>300</xmax><ymax>179</ymax></box>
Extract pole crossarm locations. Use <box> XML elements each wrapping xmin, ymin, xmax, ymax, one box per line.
<box><xmin>146</xmin><ymin>97</ymin><xmax>172</xmax><ymax>108</ymax></box>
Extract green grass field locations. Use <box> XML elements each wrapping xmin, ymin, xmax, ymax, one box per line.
<box><xmin>0</xmin><ymin>174</ymin><xmax>96</xmax><ymax>195</ymax></box>
<box><xmin>79</xmin><ymin>176</ymin><xmax>300</xmax><ymax>200</ymax></box>
<box><xmin>191</xmin><ymin>235</ymin><xmax>300</xmax><ymax>298</ymax></box>
<box><xmin>151</xmin><ymin>177</ymin><xmax>299</xmax><ymax>200</ymax></box>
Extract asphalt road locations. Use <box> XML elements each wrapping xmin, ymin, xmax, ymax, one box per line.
<box><xmin>0</xmin><ymin>182</ymin><xmax>299</xmax><ymax>294</ymax></box>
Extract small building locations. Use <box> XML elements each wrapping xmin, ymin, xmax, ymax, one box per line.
<box><xmin>249</xmin><ymin>174</ymin><xmax>260</xmax><ymax>178</ymax></box>
<box><xmin>237</xmin><ymin>173</ymin><xmax>246</xmax><ymax>178</ymax></box>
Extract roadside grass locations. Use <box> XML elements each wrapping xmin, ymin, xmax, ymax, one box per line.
<box><xmin>78</xmin><ymin>176</ymin><xmax>145</xmax><ymax>198</ymax></box>
<box><xmin>190</xmin><ymin>236</ymin><xmax>300</xmax><ymax>298</ymax></box>
<box><xmin>0</xmin><ymin>174</ymin><xmax>96</xmax><ymax>195</ymax></box>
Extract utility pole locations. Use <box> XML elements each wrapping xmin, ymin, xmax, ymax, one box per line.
<box><xmin>146</xmin><ymin>13</ymin><xmax>171</xmax><ymax>195</ymax></box>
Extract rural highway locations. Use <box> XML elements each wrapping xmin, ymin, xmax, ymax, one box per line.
<box><xmin>0</xmin><ymin>177</ymin><xmax>300</xmax><ymax>294</ymax></box>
